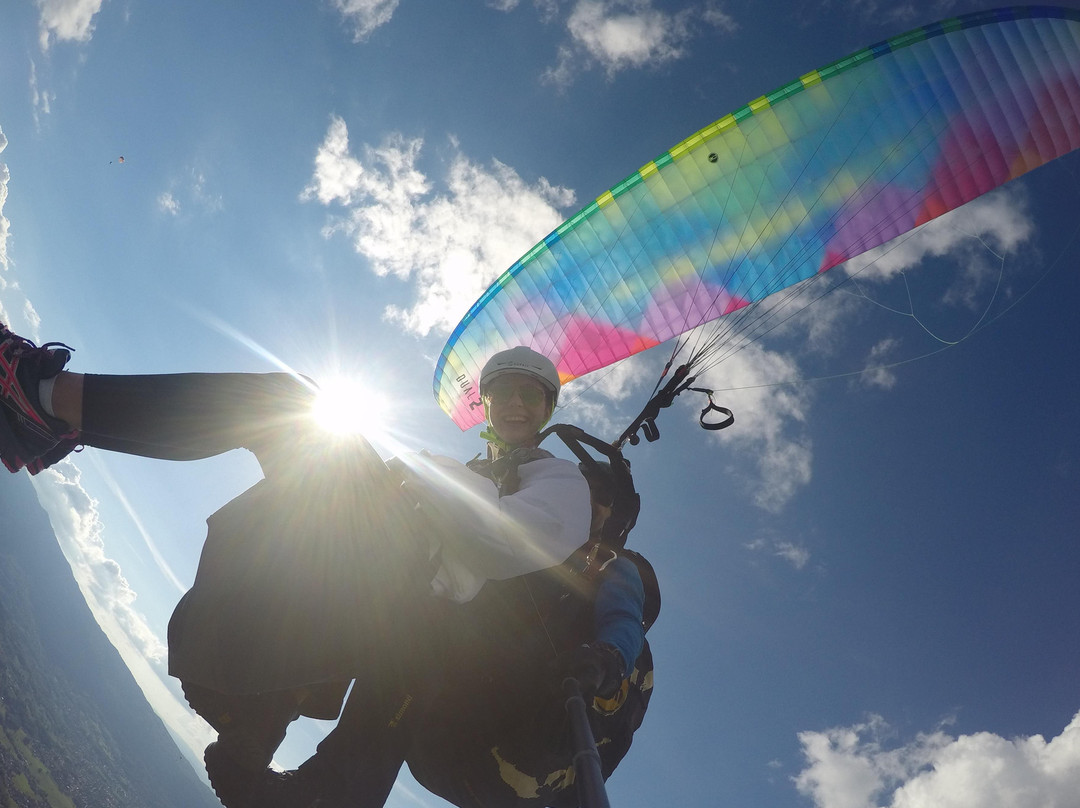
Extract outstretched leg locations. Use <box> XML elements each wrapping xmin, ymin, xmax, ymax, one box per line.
<box><xmin>249</xmin><ymin>671</ymin><xmax>426</xmax><ymax>807</ymax></box>
<box><xmin>1</xmin><ymin>321</ymin><xmax>318</xmax><ymax>475</ymax></box>
<box><xmin>183</xmin><ymin>683</ymin><xmax>307</xmax><ymax>808</ymax></box>
<box><xmin>78</xmin><ymin>371</ymin><xmax>317</xmax><ymax>474</ymax></box>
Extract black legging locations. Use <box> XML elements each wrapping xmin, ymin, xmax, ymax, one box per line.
<box><xmin>79</xmin><ymin>372</ymin><xmax>315</xmax><ymax>471</ymax></box>
<box><xmin>293</xmin><ymin>589</ymin><xmax>460</xmax><ymax>805</ymax></box>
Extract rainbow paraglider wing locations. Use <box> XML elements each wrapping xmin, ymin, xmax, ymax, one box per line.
<box><xmin>435</xmin><ymin>6</ymin><xmax>1080</xmax><ymax>430</ymax></box>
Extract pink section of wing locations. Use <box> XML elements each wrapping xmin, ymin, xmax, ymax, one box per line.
<box><xmin>555</xmin><ymin>316</ymin><xmax>661</xmax><ymax>379</ymax></box>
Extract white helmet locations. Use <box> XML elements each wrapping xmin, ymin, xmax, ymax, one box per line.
<box><xmin>479</xmin><ymin>346</ymin><xmax>561</xmax><ymax>405</ymax></box>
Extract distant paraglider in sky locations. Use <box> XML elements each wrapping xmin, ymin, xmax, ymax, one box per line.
<box><xmin>109</xmin><ymin>156</ymin><xmax>125</xmax><ymax>164</ymax></box>
<box><xmin>433</xmin><ymin>6</ymin><xmax>1080</xmax><ymax>441</ymax></box>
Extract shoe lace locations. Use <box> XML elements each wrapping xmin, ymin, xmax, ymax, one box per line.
<box><xmin>1</xmin><ymin>328</ymin><xmax>74</xmax><ymax>358</ymax></box>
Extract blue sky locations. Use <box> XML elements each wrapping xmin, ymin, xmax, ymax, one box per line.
<box><xmin>2</xmin><ymin>1</ymin><xmax>1080</xmax><ymax>807</ymax></box>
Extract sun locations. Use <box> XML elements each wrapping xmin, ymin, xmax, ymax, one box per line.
<box><xmin>310</xmin><ymin>376</ymin><xmax>389</xmax><ymax>437</ymax></box>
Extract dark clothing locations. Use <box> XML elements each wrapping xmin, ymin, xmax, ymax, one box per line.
<box><xmin>299</xmin><ymin>446</ymin><xmax>657</xmax><ymax>808</ymax></box>
<box><xmin>73</xmin><ymin>372</ymin><xmax>432</xmax><ymax>696</ymax></box>
<box><xmin>80</xmin><ymin>372</ymin><xmax>314</xmax><ymax>468</ymax></box>
<box><xmin>407</xmin><ymin>646</ymin><xmax>654</xmax><ymax>808</ymax></box>
<box><xmin>304</xmin><ymin>547</ymin><xmax>656</xmax><ymax>808</ymax></box>
<box><xmin>403</xmin><ymin>555</ymin><xmax>655</xmax><ymax>808</ymax></box>
<box><xmin>167</xmin><ymin>436</ymin><xmax>431</xmax><ymax>694</ymax></box>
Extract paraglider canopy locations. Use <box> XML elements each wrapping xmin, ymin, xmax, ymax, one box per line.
<box><xmin>433</xmin><ymin>6</ymin><xmax>1080</xmax><ymax>437</ymax></box>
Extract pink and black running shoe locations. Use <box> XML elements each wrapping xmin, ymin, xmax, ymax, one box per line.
<box><xmin>0</xmin><ymin>323</ymin><xmax>80</xmax><ymax>474</ymax></box>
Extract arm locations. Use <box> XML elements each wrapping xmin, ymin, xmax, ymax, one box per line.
<box><xmin>393</xmin><ymin>453</ymin><xmax>592</xmax><ymax>602</ymax></box>
<box><xmin>565</xmin><ymin>557</ymin><xmax>646</xmax><ymax>699</ymax></box>
<box><xmin>593</xmin><ymin>556</ymin><xmax>646</xmax><ymax>675</ymax></box>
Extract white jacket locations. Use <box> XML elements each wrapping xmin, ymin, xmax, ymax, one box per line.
<box><xmin>391</xmin><ymin>451</ymin><xmax>591</xmax><ymax>603</ymax></box>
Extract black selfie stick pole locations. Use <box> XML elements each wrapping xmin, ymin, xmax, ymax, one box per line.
<box><xmin>563</xmin><ymin>677</ymin><xmax>611</xmax><ymax>808</ymax></box>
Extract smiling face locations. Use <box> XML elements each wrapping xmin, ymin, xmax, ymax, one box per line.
<box><xmin>483</xmin><ymin>373</ymin><xmax>553</xmax><ymax>448</ymax></box>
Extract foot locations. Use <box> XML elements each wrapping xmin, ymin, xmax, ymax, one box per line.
<box><xmin>252</xmin><ymin>767</ymin><xmax>325</xmax><ymax>808</ymax></box>
<box><xmin>0</xmin><ymin>323</ymin><xmax>79</xmax><ymax>474</ymax></box>
<box><xmin>204</xmin><ymin>741</ymin><xmax>261</xmax><ymax>808</ymax></box>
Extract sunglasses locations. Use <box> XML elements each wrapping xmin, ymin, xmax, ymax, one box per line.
<box><xmin>483</xmin><ymin>381</ymin><xmax>548</xmax><ymax>407</ymax></box>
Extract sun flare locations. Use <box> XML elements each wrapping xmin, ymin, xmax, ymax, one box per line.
<box><xmin>311</xmin><ymin>377</ymin><xmax>389</xmax><ymax>437</ymax></box>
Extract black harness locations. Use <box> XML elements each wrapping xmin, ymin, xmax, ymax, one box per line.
<box><xmin>468</xmin><ymin>426</ymin><xmax>660</xmax><ymax>633</ymax></box>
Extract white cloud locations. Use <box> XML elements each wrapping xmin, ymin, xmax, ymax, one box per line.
<box><xmin>534</xmin><ymin>0</ymin><xmax>562</xmax><ymax>23</ymax></box>
<box><xmin>29</xmin><ymin>463</ymin><xmax>214</xmax><ymax>764</ymax></box>
<box><xmin>568</xmin><ymin>0</ymin><xmax>692</xmax><ymax>70</ymax></box>
<box><xmin>156</xmin><ymin>166</ymin><xmax>223</xmax><ymax>218</ymax></box>
<box><xmin>544</xmin><ymin>0</ymin><xmax>737</xmax><ymax>85</ymax></box>
<box><xmin>818</xmin><ymin>188</ymin><xmax>1036</xmax><ymax>369</ymax></box>
<box><xmin>36</xmin><ymin>0</ymin><xmax>106</xmax><ymax>51</ymax></box>
<box><xmin>775</xmin><ymin>540</ymin><xmax>811</xmax><ymax>569</ymax></box>
<box><xmin>560</xmin><ymin>354</ymin><xmax>654</xmax><ymax>439</ymax></box>
<box><xmin>301</xmin><ymin>116</ymin><xmax>368</xmax><ymax>206</ymax></box>
<box><xmin>702</xmin><ymin>0</ymin><xmax>738</xmax><ymax>31</ymax></box>
<box><xmin>0</xmin><ymin>138</ymin><xmax>48</xmax><ymax>342</ymax></box>
<box><xmin>696</xmin><ymin>342</ymin><xmax>813</xmax><ymax>511</ymax></box>
<box><xmin>302</xmin><ymin>117</ymin><xmax>575</xmax><ymax>336</ymax></box>
<box><xmin>488</xmin><ymin>0</ymin><xmax>562</xmax><ymax>21</ymax></box>
<box><xmin>860</xmin><ymin>337</ymin><xmax>901</xmax><ymax>390</ymax></box>
<box><xmin>0</xmin><ymin>127</ymin><xmax>10</xmax><ymax>273</ymax></box>
<box><xmin>331</xmin><ymin>0</ymin><xmax>401</xmax><ymax>42</ymax></box>
<box><xmin>841</xmin><ymin>189</ymin><xmax>1032</xmax><ymax>288</ymax></box>
<box><xmin>188</xmin><ymin>168</ymin><xmax>223</xmax><ymax>213</ymax></box>
<box><xmin>683</xmin><ymin>189</ymin><xmax>1033</xmax><ymax>510</ymax></box>
<box><xmin>765</xmin><ymin>189</ymin><xmax>1034</xmax><ymax>369</ymax></box>
<box><xmin>543</xmin><ymin>44</ymin><xmax>580</xmax><ymax>88</ymax></box>
<box><xmin>157</xmin><ymin>192</ymin><xmax>181</xmax><ymax>216</ymax></box>
<box><xmin>725</xmin><ymin>187</ymin><xmax>1035</xmax><ymax>395</ymax></box>
<box><xmin>31</xmin><ymin>463</ymin><xmax>167</xmax><ymax>664</ymax></box>
<box><xmin>29</xmin><ymin>60</ymin><xmax>55</xmax><ymax>127</ymax></box>
<box><xmin>746</xmin><ymin>535</ymin><xmax>812</xmax><ymax>569</ymax></box>
<box><xmin>557</xmin><ymin>347</ymin><xmax>813</xmax><ymax>513</ymax></box>
<box><xmin>546</xmin><ymin>0</ymin><xmax>691</xmax><ymax>82</ymax></box>
<box><xmin>794</xmin><ymin>712</ymin><xmax>1080</xmax><ymax>808</ymax></box>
